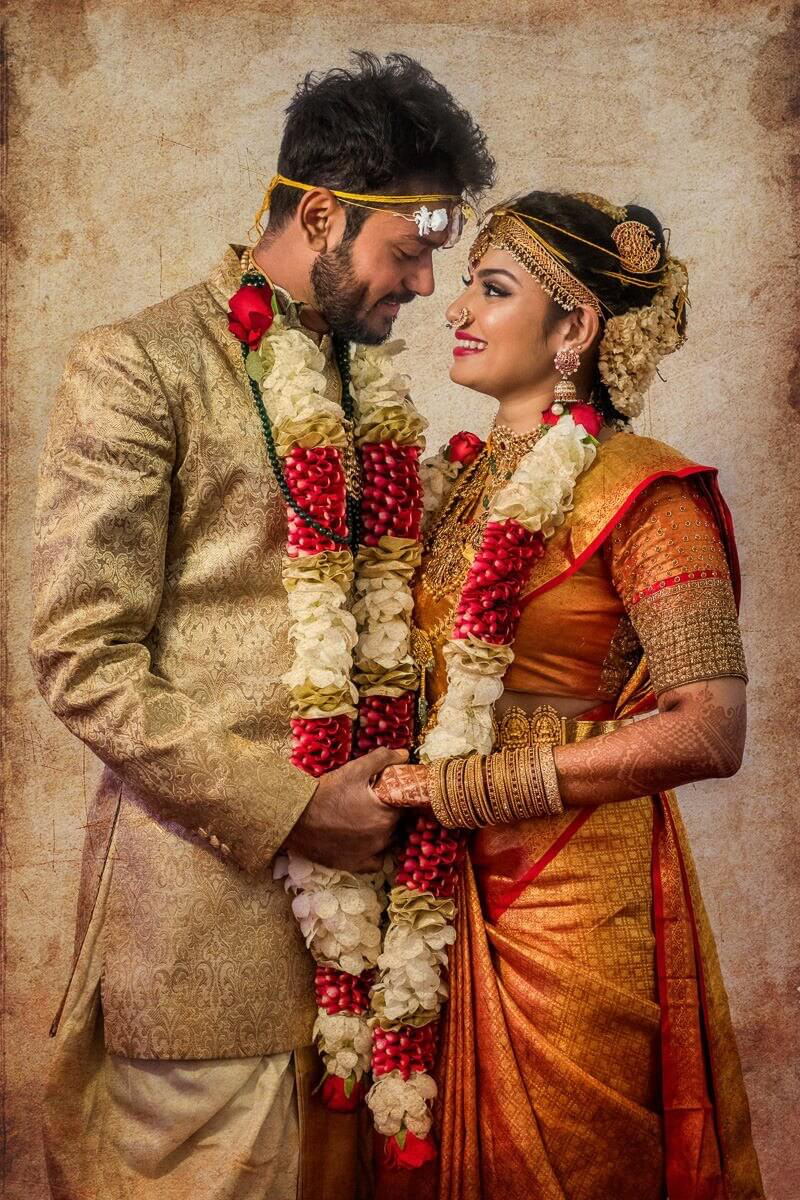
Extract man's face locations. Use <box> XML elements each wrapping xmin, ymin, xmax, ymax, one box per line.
<box><xmin>310</xmin><ymin>209</ymin><xmax>450</xmax><ymax>344</ymax></box>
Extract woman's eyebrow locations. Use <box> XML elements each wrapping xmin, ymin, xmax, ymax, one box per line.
<box><xmin>476</xmin><ymin>267</ymin><xmax>517</xmax><ymax>282</ymax></box>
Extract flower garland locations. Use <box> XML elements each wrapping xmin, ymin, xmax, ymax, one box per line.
<box><xmin>364</xmin><ymin>409</ymin><xmax>600</xmax><ymax>1163</ymax></box>
<box><xmin>229</xmin><ymin>269</ymin><xmax>601</xmax><ymax>1169</ymax></box>
<box><xmin>228</xmin><ymin>271</ymin><xmax>426</xmax><ymax>1114</ymax></box>
<box><xmin>419</xmin><ymin>413</ymin><xmax>598</xmax><ymax>762</ymax></box>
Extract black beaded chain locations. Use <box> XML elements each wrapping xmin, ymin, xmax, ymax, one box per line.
<box><xmin>332</xmin><ymin>333</ymin><xmax>363</xmax><ymax>549</ymax></box>
<box><xmin>237</xmin><ymin>271</ymin><xmax>362</xmax><ymax>551</ymax></box>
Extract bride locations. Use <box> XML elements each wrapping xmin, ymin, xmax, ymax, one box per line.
<box><xmin>376</xmin><ymin>191</ymin><xmax>765</xmax><ymax>1199</ymax></box>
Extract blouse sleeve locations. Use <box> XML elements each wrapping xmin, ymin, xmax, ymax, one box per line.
<box><xmin>604</xmin><ymin>475</ymin><xmax>747</xmax><ymax>696</ymax></box>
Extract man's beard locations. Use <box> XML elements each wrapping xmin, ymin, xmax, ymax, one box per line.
<box><xmin>310</xmin><ymin>239</ymin><xmax>413</xmax><ymax>345</ymax></box>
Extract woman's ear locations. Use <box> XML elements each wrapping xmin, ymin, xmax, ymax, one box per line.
<box><xmin>561</xmin><ymin>304</ymin><xmax>601</xmax><ymax>354</ymax></box>
<box><xmin>295</xmin><ymin>187</ymin><xmax>344</xmax><ymax>254</ymax></box>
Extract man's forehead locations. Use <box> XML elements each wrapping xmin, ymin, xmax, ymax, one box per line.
<box><xmin>379</xmin><ymin>210</ymin><xmax>452</xmax><ymax>248</ymax></box>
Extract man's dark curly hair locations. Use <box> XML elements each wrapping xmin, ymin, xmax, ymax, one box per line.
<box><xmin>267</xmin><ymin>51</ymin><xmax>496</xmax><ymax>236</ymax></box>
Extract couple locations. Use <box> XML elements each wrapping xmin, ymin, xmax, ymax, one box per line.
<box><xmin>31</xmin><ymin>51</ymin><xmax>763</xmax><ymax>1200</ymax></box>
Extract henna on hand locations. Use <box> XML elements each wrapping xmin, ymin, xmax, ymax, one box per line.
<box><xmin>555</xmin><ymin>676</ymin><xmax>747</xmax><ymax>807</ymax></box>
<box><xmin>374</xmin><ymin>763</ymin><xmax>432</xmax><ymax>809</ymax></box>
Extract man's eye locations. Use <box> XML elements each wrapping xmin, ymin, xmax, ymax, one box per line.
<box><xmin>396</xmin><ymin>250</ymin><xmax>418</xmax><ymax>263</ymax></box>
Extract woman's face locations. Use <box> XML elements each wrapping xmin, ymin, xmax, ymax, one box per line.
<box><xmin>445</xmin><ymin>246</ymin><xmax>562</xmax><ymax>401</ymax></box>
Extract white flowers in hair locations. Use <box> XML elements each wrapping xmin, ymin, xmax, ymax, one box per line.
<box><xmin>598</xmin><ymin>257</ymin><xmax>689</xmax><ymax>419</ymax></box>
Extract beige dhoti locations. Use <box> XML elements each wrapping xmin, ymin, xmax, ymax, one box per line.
<box><xmin>44</xmin><ymin>838</ymin><xmax>371</xmax><ymax>1200</ymax></box>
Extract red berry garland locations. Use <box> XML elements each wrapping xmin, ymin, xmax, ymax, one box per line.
<box><xmin>315</xmin><ymin>965</ymin><xmax>375</xmax><ymax>1015</ymax></box>
<box><xmin>372</xmin><ymin>1023</ymin><xmax>438</xmax><ymax>1080</ymax></box>
<box><xmin>453</xmin><ymin>519</ymin><xmax>545</xmax><ymax>643</ymax></box>
<box><xmin>361</xmin><ymin>442</ymin><xmax>423</xmax><ymax>544</ymax></box>
<box><xmin>290</xmin><ymin>715</ymin><xmax>352</xmax><ymax>776</ymax></box>
<box><xmin>395</xmin><ymin>814</ymin><xmax>466</xmax><ymax>900</ymax></box>
<box><xmin>356</xmin><ymin>693</ymin><xmax>416</xmax><ymax>755</ymax></box>
<box><xmin>284</xmin><ymin>446</ymin><xmax>348</xmax><ymax>557</ymax></box>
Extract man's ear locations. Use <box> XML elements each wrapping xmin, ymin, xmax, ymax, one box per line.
<box><xmin>296</xmin><ymin>187</ymin><xmax>345</xmax><ymax>254</ymax></box>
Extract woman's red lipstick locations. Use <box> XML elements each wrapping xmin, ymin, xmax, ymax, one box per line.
<box><xmin>453</xmin><ymin>330</ymin><xmax>487</xmax><ymax>357</ymax></box>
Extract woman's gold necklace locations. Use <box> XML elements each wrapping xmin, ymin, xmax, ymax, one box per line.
<box><xmin>421</xmin><ymin>424</ymin><xmax>545</xmax><ymax>603</ymax></box>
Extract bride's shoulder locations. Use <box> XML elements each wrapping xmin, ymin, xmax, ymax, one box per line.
<box><xmin>592</xmin><ymin>428</ymin><xmax>703</xmax><ymax>478</ymax></box>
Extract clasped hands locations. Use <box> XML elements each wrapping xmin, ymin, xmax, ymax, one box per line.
<box><xmin>282</xmin><ymin>748</ymin><xmax>431</xmax><ymax>874</ymax></box>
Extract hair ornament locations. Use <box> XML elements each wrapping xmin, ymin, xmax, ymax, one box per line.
<box><xmin>572</xmin><ymin>193</ymin><xmax>627</xmax><ymax>223</ymax></box>
<box><xmin>610</xmin><ymin>220</ymin><xmax>661</xmax><ymax>274</ymax></box>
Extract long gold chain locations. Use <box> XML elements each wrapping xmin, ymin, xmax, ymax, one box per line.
<box><xmin>421</xmin><ymin>424</ymin><xmax>545</xmax><ymax>603</ymax></box>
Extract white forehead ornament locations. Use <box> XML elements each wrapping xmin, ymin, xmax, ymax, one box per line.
<box><xmin>414</xmin><ymin>205</ymin><xmax>450</xmax><ymax>237</ymax></box>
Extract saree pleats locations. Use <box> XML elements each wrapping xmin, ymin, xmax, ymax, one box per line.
<box><xmin>440</xmin><ymin>800</ymin><xmax>664</xmax><ymax>1200</ymax></box>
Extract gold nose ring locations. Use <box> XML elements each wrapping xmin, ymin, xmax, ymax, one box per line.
<box><xmin>446</xmin><ymin>307</ymin><xmax>471</xmax><ymax>331</ymax></box>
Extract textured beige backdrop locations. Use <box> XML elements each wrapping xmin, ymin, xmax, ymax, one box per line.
<box><xmin>2</xmin><ymin>1</ymin><xmax>799</xmax><ymax>1196</ymax></box>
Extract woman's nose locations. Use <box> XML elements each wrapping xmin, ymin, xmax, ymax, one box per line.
<box><xmin>445</xmin><ymin>290</ymin><xmax>469</xmax><ymax>326</ymax></box>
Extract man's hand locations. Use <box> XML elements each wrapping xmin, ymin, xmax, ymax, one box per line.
<box><xmin>283</xmin><ymin>747</ymin><xmax>409</xmax><ymax>873</ymax></box>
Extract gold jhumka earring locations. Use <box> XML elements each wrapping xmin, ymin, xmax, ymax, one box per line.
<box><xmin>551</xmin><ymin>347</ymin><xmax>581</xmax><ymax>415</ymax></box>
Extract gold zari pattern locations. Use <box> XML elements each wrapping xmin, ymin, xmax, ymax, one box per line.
<box><xmin>399</xmin><ymin>434</ymin><xmax>763</xmax><ymax>1200</ymax></box>
<box><xmin>31</xmin><ymin>246</ymin><xmax>326</xmax><ymax>1059</ymax></box>
<box><xmin>629</xmin><ymin>576</ymin><xmax>747</xmax><ymax>696</ymax></box>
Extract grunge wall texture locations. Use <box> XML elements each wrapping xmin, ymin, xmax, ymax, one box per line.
<box><xmin>2</xmin><ymin>1</ymin><xmax>798</xmax><ymax>1195</ymax></box>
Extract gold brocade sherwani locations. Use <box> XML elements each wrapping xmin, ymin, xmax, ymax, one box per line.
<box><xmin>30</xmin><ymin>245</ymin><xmax>327</xmax><ymax>1060</ymax></box>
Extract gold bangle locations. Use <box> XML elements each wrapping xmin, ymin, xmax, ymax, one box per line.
<box><xmin>483</xmin><ymin>746</ymin><xmax>558</xmax><ymax>823</ymax></box>
<box><xmin>447</xmin><ymin>756</ymin><xmax>479</xmax><ymax>829</ymax></box>
<box><xmin>469</xmin><ymin>753</ymin><xmax>493</xmax><ymax>826</ymax></box>
<box><xmin>527</xmin><ymin>748</ymin><xmax>548</xmax><ymax>818</ymax></box>
<box><xmin>486</xmin><ymin>752</ymin><xmax>511</xmax><ymax>825</ymax></box>
<box><xmin>538</xmin><ymin>743</ymin><xmax>565</xmax><ymax>816</ymax></box>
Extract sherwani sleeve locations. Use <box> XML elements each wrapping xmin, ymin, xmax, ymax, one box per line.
<box><xmin>30</xmin><ymin>324</ymin><xmax>317</xmax><ymax>873</ymax></box>
<box><xmin>605</xmin><ymin>475</ymin><xmax>748</xmax><ymax>696</ymax></box>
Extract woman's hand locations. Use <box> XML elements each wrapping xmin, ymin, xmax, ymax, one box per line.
<box><xmin>374</xmin><ymin>763</ymin><xmax>433</xmax><ymax>810</ymax></box>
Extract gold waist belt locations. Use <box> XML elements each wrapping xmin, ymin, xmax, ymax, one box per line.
<box><xmin>495</xmin><ymin>704</ymin><xmax>629</xmax><ymax>748</ymax></box>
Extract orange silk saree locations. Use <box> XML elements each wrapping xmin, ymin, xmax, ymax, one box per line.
<box><xmin>378</xmin><ymin>434</ymin><xmax>764</xmax><ymax>1200</ymax></box>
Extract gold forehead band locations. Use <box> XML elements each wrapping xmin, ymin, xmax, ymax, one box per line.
<box><xmin>469</xmin><ymin>211</ymin><xmax>605</xmax><ymax>318</ymax></box>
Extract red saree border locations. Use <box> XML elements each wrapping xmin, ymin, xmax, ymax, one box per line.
<box><xmin>485</xmin><ymin>807</ymin><xmax>596</xmax><ymax>923</ymax></box>
<box><xmin>520</xmin><ymin>464</ymin><xmax>722</xmax><ymax>608</ymax></box>
<box><xmin>653</xmin><ymin>792</ymin><xmax>727</xmax><ymax>1200</ymax></box>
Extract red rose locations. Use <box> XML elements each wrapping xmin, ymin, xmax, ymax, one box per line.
<box><xmin>446</xmin><ymin>431</ymin><xmax>484</xmax><ymax>466</ymax></box>
<box><xmin>228</xmin><ymin>284</ymin><xmax>274</xmax><ymax>349</ymax></box>
<box><xmin>320</xmin><ymin>1073</ymin><xmax>364</xmax><ymax>1113</ymax></box>
<box><xmin>383</xmin><ymin>1129</ymin><xmax>438</xmax><ymax>1170</ymax></box>
<box><xmin>570</xmin><ymin>403</ymin><xmax>603</xmax><ymax>437</ymax></box>
<box><xmin>542</xmin><ymin>403</ymin><xmax>602</xmax><ymax>437</ymax></box>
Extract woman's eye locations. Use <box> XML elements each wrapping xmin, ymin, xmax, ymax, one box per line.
<box><xmin>397</xmin><ymin>250</ymin><xmax>418</xmax><ymax>263</ymax></box>
<box><xmin>484</xmin><ymin>281</ymin><xmax>508</xmax><ymax>297</ymax></box>
<box><xmin>461</xmin><ymin>274</ymin><xmax>471</xmax><ymax>286</ymax></box>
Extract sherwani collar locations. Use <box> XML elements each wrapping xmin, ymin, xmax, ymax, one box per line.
<box><xmin>206</xmin><ymin>244</ymin><xmax>332</xmax><ymax>353</ymax></box>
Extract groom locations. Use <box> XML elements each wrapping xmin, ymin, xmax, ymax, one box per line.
<box><xmin>30</xmin><ymin>51</ymin><xmax>495</xmax><ymax>1200</ymax></box>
